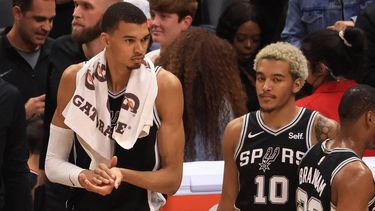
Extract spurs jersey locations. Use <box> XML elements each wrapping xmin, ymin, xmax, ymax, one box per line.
<box><xmin>235</xmin><ymin>108</ymin><xmax>318</xmax><ymax>211</ymax></box>
<box><xmin>69</xmin><ymin>66</ymin><xmax>164</xmax><ymax>211</ymax></box>
<box><xmin>297</xmin><ymin>140</ymin><xmax>375</xmax><ymax>211</ymax></box>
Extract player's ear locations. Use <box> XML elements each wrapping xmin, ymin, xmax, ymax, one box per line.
<box><xmin>366</xmin><ymin>111</ymin><xmax>375</xmax><ymax>126</ymax></box>
<box><xmin>101</xmin><ymin>32</ymin><xmax>110</xmax><ymax>47</ymax></box>
<box><xmin>292</xmin><ymin>78</ymin><xmax>303</xmax><ymax>94</ymax></box>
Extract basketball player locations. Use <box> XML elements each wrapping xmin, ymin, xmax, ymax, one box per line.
<box><xmin>45</xmin><ymin>2</ymin><xmax>184</xmax><ymax>210</ymax></box>
<box><xmin>217</xmin><ymin>42</ymin><xmax>339</xmax><ymax>211</ymax></box>
<box><xmin>296</xmin><ymin>84</ymin><xmax>375</xmax><ymax>211</ymax></box>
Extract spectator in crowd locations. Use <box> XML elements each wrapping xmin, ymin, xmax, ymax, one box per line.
<box><xmin>217</xmin><ymin>42</ymin><xmax>338</xmax><ymax>211</ymax></box>
<box><xmin>297</xmin><ymin>84</ymin><xmax>375</xmax><ymax>211</ymax></box>
<box><xmin>158</xmin><ymin>27</ymin><xmax>247</xmax><ymax>161</ymax></box>
<box><xmin>281</xmin><ymin>0</ymin><xmax>373</xmax><ymax>48</ymax></box>
<box><xmin>0</xmin><ymin>78</ymin><xmax>32</xmax><ymax>211</ymax></box>
<box><xmin>147</xmin><ymin>0</ymin><xmax>198</xmax><ymax>62</ymax></box>
<box><xmin>0</xmin><ymin>0</ymin><xmax>55</xmax><ymax>119</ymax></box>
<box><xmin>216</xmin><ymin>0</ymin><xmax>262</xmax><ymax>111</ymax></box>
<box><xmin>296</xmin><ymin>28</ymin><xmax>366</xmax><ymax>122</ymax></box>
<box><xmin>296</xmin><ymin>27</ymin><xmax>375</xmax><ymax>156</ymax></box>
<box><xmin>45</xmin><ymin>2</ymin><xmax>184</xmax><ymax>210</ymax></box>
<box><xmin>356</xmin><ymin>1</ymin><xmax>375</xmax><ymax>87</ymax></box>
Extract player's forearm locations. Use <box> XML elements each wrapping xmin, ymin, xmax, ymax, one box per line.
<box><xmin>45</xmin><ymin>124</ymin><xmax>84</xmax><ymax>188</ymax></box>
<box><xmin>119</xmin><ymin>166</ymin><xmax>182</xmax><ymax>195</ymax></box>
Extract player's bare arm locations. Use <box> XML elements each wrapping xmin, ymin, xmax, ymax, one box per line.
<box><xmin>312</xmin><ymin>114</ymin><xmax>340</xmax><ymax>145</ymax></box>
<box><xmin>52</xmin><ymin>63</ymin><xmax>82</xmax><ymax>128</ymax></box>
<box><xmin>217</xmin><ymin>117</ymin><xmax>243</xmax><ymax>211</ymax></box>
<box><xmin>331</xmin><ymin>161</ymin><xmax>375</xmax><ymax>211</ymax></box>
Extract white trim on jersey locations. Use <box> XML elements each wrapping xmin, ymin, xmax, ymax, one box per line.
<box><xmin>146</xmin><ymin>110</ymin><xmax>166</xmax><ymax>210</ymax></box>
<box><xmin>152</xmin><ymin>66</ymin><xmax>162</xmax><ymax>127</ymax></box>
<box><xmin>256</xmin><ymin>107</ymin><xmax>305</xmax><ymax>136</ymax></box>
<box><xmin>108</xmin><ymin>86</ymin><xmax>127</xmax><ymax>98</ymax></box>
<box><xmin>146</xmin><ymin>65</ymin><xmax>166</xmax><ymax>211</ymax></box>
<box><xmin>234</xmin><ymin>113</ymin><xmax>250</xmax><ymax>160</ymax></box>
<box><xmin>305</xmin><ymin>110</ymin><xmax>319</xmax><ymax>149</ymax></box>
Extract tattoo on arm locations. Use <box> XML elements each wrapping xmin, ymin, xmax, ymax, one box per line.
<box><xmin>315</xmin><ymin>115</ymin><xmax>338</xmax><ymax>142</ymax></box>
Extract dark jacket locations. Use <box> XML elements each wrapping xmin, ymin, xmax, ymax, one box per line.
<box><xmin>0</xmin><ymin>78</ymin><xmax>32</xmax><ymax>211</ymax></box>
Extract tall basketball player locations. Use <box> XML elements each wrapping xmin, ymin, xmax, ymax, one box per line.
<box><xmin>297</xmin><ymin>84</ymin><xmax>375</xmax><ymax>211</ymax></box>
<box><xmin>217</xmin><ymin>42</ymin><xmax>339</xmax><ymax>211</ymax></box>
<box><xmin>45</xmin><ymin>2</ymin><xmax>184</xmax><ymax>210</ymax></box>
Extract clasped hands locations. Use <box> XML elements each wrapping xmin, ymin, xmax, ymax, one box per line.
<box><xmin>78</xmin><ymin>156</ymin><xmax>123</xmax><ymax>196</ymax></box>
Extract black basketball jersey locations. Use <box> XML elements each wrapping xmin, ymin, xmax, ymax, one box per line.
<box><xmin>69</xmin><ymin>66</ymin><xmax>164</xmax><ymax>211</ymax></box>
<box><xmin>297</xmin><ymin>140</ymin><xmax>375</xmax><ymax>211</ymax></box>
<box><xmin>235</xmin><ymin>108</ymin><xmax>318</xmax><ymax>211</ymax></box>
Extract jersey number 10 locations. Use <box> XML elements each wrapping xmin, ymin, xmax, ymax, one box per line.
<box><xmin>254</xmin><ymin>175</ymin><xmax>289</xmax><ymax>204</ymax></box>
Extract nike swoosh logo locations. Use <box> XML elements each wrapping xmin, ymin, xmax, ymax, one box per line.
<box><xmin>248</xmin><ymin>131</ymin><xmax>264</xmax><ymax>138</ymax></box>
<box><xmin>0</xmin><ymin>69</ymin><xmax>13</xmax><ymax>78</ymax></box>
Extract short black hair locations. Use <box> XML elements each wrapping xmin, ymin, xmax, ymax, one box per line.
<box><xmin>339</xmin><ymin>84</ymin><xmax>375</xmax><ymax>123</ymax></box>
<box><xmin>13</xmin><ymin>0</ymin><xmax>32</xmax><ymax>12</ymax></box>
<box><xmin>101</xmin><ymin>2</ymin><xmax>147</xmax><ymax>33</ymax></box>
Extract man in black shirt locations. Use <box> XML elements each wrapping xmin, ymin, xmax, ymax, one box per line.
<box><xmin>0</xmin><ymin>78</ymin><xmax>32</xmax><ymax>211</ymax></box>
<box><xmin>0</xmin><ymin>0</ymin><xmax>55</xmax><ymax>119</ymax></box>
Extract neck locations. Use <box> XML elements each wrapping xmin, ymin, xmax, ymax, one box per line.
<box><xmin>329</xmin><ymin>126</ymin><xmax>366</xmax><ymax>158</ymax></box>
<box><xmin>260</xmin><ymin>100</ymin><xmax>299</xmax><ymax>130</ymax></box>
<box><xmin>7</xmin><ymin>27</ymin><xmax>39</xmax><ymax>52</ymax></box>
<box><xmin>82</xmin><ymin>37</ymin><xmax>105</xmax><ymax>59</ymax></box>
<box><xmin>106</xmin><ymin>53</ymin><xmax>130</xmax><ymax>93</ymax></box>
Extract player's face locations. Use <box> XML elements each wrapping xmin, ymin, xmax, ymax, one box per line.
<box><xmin>103</xmin><ymin>22</ymin><xmax>150</xmax><ymax>70</ymax></box>
<box><xmin>150</xmin><ymin>10</ymin><xmax>190</xmax><ymax>49</ymax></box>
<box><xmin>15</xmin><ymin>0</ymin><xmax>55</xmax><ymax>50</ymax></box>
<box><xmin>233</xmin><ymin>20</ymin><xmax>262</xmax><ymax>63</ymax></box>
<box><xmin>71</xmin><ymin>0</ymin><xmax>106</xmax><ymax>43</ymax></box>
<box><xmin>255</xmin><ymin>59</ymin><xmax>302</xmax><ymax>113</ymax></box>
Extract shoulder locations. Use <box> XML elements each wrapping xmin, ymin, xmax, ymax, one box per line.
<box><xmin>333</xmin><ymin>160</ymin><xmax>374</xmax><ymax>189</ymax></box>
<box><xmin>154</xmin><ymin>68</ymin><xmax>184</xmax><ymax>119</ymax></box>
<box><xmin>222</xmin><ymin>116</ymin><xmax>245</xmax><ymax>150</ymax></box>
<box><xmin>156</xmin><ymin>68</ymin><xmax>182</xmax><ymax>91</ymax></box>
<box><xmin>60</xmin><ymin>63</ymin><xmax>83</xmax><ymax>85</ymax></box>
<box><xmin>311</xmin><ymin>112</ymin><xmax>339</xmax><ymax>144</ymax></box>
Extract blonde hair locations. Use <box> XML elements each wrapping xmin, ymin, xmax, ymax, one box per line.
<box><xmin>253</xmin><ymin>42</ymin><xmax>308</xmax><ymax>84</ymax></box>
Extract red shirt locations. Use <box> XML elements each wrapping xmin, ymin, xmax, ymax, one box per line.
<box><xmin>297</xmin><ymin>80</ymin><xmax>375</xmax><ymax>156</ymax></box>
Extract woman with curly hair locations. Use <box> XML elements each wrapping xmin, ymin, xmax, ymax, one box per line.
<box><xmin>158</xmin><ymin>27</ymin><xmax>247</xmax><ymax>161</ymax></box>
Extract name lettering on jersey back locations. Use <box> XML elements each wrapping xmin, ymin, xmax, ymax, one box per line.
<box><xmin>298</xmin><ymin>166</ymin><xmax>327</xmax><ymax>197</ymax></box>
<box><xmin>289</xmin><ymin>132</ymin><xmax>304</xmax><ymax>140</ymax></box>
<box><xmin>239</xmin><ymin>147</ymin><xmax>305</xmax><ymax>169</ymax></box>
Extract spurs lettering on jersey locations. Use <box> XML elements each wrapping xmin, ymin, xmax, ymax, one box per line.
<box><xmin>239</xmin><ymin>147</ymin><xmax>305</xmax><ymax>169</ymax></box>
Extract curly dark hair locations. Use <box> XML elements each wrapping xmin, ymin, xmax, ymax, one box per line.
<box><xmin>158</xmin><ymin>27</ymin><xmax>248</xmax><ymax>161</ymax></box>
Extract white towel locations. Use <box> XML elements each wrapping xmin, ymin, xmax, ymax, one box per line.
<box><xmin>63</xmin><ymin>49</ymin><xmax>158</xmax><ymax>168</ymax></box>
